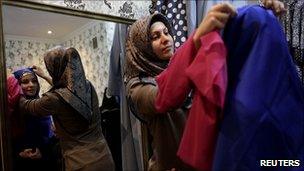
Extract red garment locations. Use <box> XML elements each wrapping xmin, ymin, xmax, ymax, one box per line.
<box><xmin>7</xmin><ymin>76</ymin><xmax>22</xmax><ymax>114</ymax></box>
<box><xmin>178</xmin><ymin>32</ymin><xmax>227</xmax><ymax>171</ymax></box>
<box><xmin>7</xmin><ymin>76</ymin><xmax>25</xmax><ymax>139</ymax></box>
<box><xmin>155</xmin><ymin>31</ymin><xmax>227</xmax><ymax>171</ymax></box>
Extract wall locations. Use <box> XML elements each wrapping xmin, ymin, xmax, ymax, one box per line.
<box><xmin>31</xmin><ymin>0</ymin><xmax>152</xmax><ymax>19</ymax></box>
<box><xmin>5</xmin><ymin>21</ymin><xmax>115</xmax><ymax>104</ymax></box>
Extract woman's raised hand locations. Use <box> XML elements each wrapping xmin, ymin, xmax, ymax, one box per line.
<box><xmin>260</xmin><ymin>0</ymin><xmax>286</xmax><ymax>16</ymax></box>
<box><xmin>32</xmin><ymin>65</ymin><xmax>46</xmax><ymax>79</ymax></box>
<box><xmin>193</xmin><ymin>3</ymin><xmax>237</xmax><ymax>50</ymax></box>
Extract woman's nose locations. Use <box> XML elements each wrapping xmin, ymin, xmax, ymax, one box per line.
<box><xmin>160</xmin><ymin>33</ymin><xmax>170</xmax><ymax>44</ymax></box>
<box><xmin>28</xmin><ymin>81</ymin><xmax>34</xmax><ymax>87</ymax></box>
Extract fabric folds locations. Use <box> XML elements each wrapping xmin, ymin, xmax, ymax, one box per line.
<box><xmin>213</xmin><ymin>5</ymin><xmax>304</xmax><ymax>171</ymax></box>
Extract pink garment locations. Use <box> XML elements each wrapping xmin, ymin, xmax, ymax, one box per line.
<box><xmin>178</xmin><ymin>32</ymin><xmax>227</xmax><ymax>170</ymax></box>
<box><xmin>155</xmin><ymin>31</ymin><xmax>227</xmax><ymax>170</ymax></box>
<box><xmin>7</xmin><ymin>76</ymin><xmax>22</xmax><ymax>115</ymax></box>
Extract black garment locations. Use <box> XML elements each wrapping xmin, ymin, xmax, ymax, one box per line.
<box><xmin>100</xmin><ymin>88</ymin><xmax>121</xmax><ymax>171</ymax></box>
<box><xmin>280</xmin><ymin>0</ymin><xmax>304</xmax><ymax>85</ymax></box>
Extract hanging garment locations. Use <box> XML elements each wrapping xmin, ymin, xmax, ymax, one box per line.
<box><xmin>108</xmin><ymin>23</ymin><xmax>144</xmax><ymax>171</ymax></box>
<box><xmin>176</xmin><ymin>31</ymin><xmax>227</xmax><ymax>171</ymax></box>
<box><xmin>280</xmin><ymin>0</ymin><xmax>304</xmax><ymax>85</ymax></box>
<box><xmin>100</xmin><ymin>88</ymin><xmax>121</xmax><ymax>171</ymax></box>
<box><xmin>213</xmin><ymin>5</ymin><xmax>304</xmax><ymax>171</ymax></box>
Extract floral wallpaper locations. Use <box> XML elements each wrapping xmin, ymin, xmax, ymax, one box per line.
<box><xmin>30</xmin><ymin>0</ymin><xmax>152</xmax><ymax>19</ymax></box>
<box><xmin>5</xmin><ymin>21</ymin><xmax>115</xmax><ymax>105</ymax></box>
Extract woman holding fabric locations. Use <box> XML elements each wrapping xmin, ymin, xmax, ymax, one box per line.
<box><xmin>124</xmin><ymin>0</ymin><xmax>285</xmax><ymax>170</ymax></box>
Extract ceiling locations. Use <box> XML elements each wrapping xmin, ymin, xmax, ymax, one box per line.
<box><xmin>3</xmin><ymin>5</ymin><xmax>96</xmax><ymax>40</ymax></box>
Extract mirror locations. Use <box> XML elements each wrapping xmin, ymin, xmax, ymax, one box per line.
<box><xmin>0</xmin><ymin>1</ymin><xmax>132</xmax><ymax>170</ymax></box>
<box><xmin>4</xmin><ymin>5</ymin><xmax>114</xmax><ymax>102</ymax></box>
<box><xmin>26</xmin><ymin>0</ymin><xmax>152</xmax><ymax>20</ymax></box>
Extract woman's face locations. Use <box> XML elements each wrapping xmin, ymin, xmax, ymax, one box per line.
<box><xmin>20</xmin><ymin>73</ymin><xmax>39</xmax><ymax>97</ymax></box>
<box><xmin>150</xmin><ymin>21</ymin><xmax>174</xmax><ymax>60</ymax></box>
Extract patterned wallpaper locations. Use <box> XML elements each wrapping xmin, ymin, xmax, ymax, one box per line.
<box><xmin>30</xmin><ymin>0</ymin><xmax>152</xmax><ymax>19</ymax></box>
<box><xmin>5</xmin><ymin>21</ymin><xmax>115</xmax><ymax>105</ymax></box>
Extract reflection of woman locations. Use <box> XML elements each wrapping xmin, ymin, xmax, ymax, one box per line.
<box><xmin>19</xmin><ymin>46</ymin><xmax>115</xmax><ymax>171</ymax></box>
<box><xmin>7</xmin><ymin>68</ymin><xmax>55</xmax><ymax>171</ymax></box>
<box><xmin>124</xmin><ymin>1</ymin><xmax>285</xmax><ymax>171</ymax></box>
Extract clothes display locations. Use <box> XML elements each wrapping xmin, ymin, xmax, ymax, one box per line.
<box><xmin>100</xmin><ymin>88</ymin><xmax>122</xmax><ymax>171</ymax></box>
<box><xmin>280</xmin><ymin>0</ymin><xmax>304</xmax><ymax>85</ymax></box>
<box><xmin>213</xmin><ymin>5</ymin><xmax>304</xmax><ymax>171</ymax></box>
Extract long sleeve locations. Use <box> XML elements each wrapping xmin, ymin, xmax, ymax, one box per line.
<box><xmin>154</xmin><ymin>34</ymin><xmax>197</xmax><ymax>113</ymax></box>
<box><xmin>128</xmin><ymin>81</ymin><xmax>158</xmax><ymax>117</ymax></box>
<box><xmin>19</xmin><ymin>92</ymin><xmax>60</xmax><ymax>117</ymax></box>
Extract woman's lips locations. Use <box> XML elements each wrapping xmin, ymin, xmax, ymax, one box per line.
<box><xmin>162</xmin><ymin>46</ymin><xmax>172</xmax><ymax>53</ymax></box>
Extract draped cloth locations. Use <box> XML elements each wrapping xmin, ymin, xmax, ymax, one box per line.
<box><xmin>44</xmin><ymin>46</ymin><xmax>93</xmax><ymax>122</ymax></box>
<box><xmin>176</xmin><ymin>31</ymin><xmax>227</xmax><ymax>171</ymax></box>
<box><xmin>213</xmin><ymin>5</ymin><xmax>304</xmax><ymax>171</ymax></box>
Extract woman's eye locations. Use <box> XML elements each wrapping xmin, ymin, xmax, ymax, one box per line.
<box><xmin>21</xmin><ymin>80</ymin><xmax>29</xmax><ymax>84</ymax></box>
<box><xmin>151</xmin><ymin>35</ymin><xmax>159</xmax><ymax>40</ymax></box>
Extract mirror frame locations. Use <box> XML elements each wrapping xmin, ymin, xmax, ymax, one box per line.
<box><xmin>0</xmin><ymin>1</ymin><xmax>136</xmax><ymax>170</ymax></box>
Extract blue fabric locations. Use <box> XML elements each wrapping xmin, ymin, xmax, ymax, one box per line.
<box><xmin>23</xmin><ymin>115</ymin><xmax>54</xmax><ymax>149</ymax></box>
<box><xmin>13</xmin><ymin>67</ymin><xmax>34</xmax><ymax>80</ymax></box>
<box><xmin>213</xmin><ymin>5</ymin><xmax>304</xmax><ymax>171</ymax></box>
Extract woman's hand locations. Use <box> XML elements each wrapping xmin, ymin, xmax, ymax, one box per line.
<box><xmin>32</xmin><ymin>65</ymin><xmax>46</xmax><ymax>78</ymax></box>
<box><xmin>260</xmin><ymin>0</ymin><xmax>286</xmax><ymax>16</ymax></box>
<box><xmin>193</xmin><ymin>3</ymin><xmax>237</xmax><ymax>50</ymax></box>
<box><xmin>32</xmin><ymin>65</ymin><xmax>53</xmax><ymax>85</ymax></box>
<box><xmin>29</xmin><ymin>148</ymin><xmax>42</xmax><ymax>159</ymax></box>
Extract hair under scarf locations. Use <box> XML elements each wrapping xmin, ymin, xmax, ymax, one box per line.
<box><xmin>124</xmin><ymin>13</ymin><xmax>173</xmax><ymax>89</ymax></box>
<box><xmin>44</xmin><ymin>46</ymin><xmax>93</xmax><ymax>122</ymax></box>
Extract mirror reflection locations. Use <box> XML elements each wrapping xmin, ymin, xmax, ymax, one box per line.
<box><xmin>3</xmin><ymin>5</ymin><xmax>119</xmax><ymax>171</ymax></box>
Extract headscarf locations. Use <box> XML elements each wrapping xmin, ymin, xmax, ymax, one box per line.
<box><xmin>44</xmin><ymin>46</ymin><xmax>93</xmax><ymax>122</ymax></box>
<box><xmin>124</xmin><ymin>13</ymin><xmax>173</xmax><ymax>88</ymax></box>
<box><xmin>13</xmin><ymin>67</ymin><xmax>40</xmax><ymax>99</ymax></box>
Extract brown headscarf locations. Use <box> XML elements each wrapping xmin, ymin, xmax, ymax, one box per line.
<box><xmin>44</xmin><ymin>46</ymin><xmax>93</xmax><ymax>122</ymax></box>
<box><xmin>124</xmin><ymin>13</ymin><xmax>173</xmax><ymax>87</ymax></box>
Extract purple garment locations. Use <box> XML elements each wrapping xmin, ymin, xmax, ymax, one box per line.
<box><xmin>213</xmin><ymin>5</ymin><xmax>304</xmax><ymax>171</ymax></box>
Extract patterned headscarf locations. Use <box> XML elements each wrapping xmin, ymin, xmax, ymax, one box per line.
<box><xmin>44</xmin><ymin>46</ymin><xmax>93</xmax><ymax>122</ymax></box>
<box><xmin>13</xmin><ymin>67</ymin><xmax>40</xmax><ymax>99</ymax></box>
<box><xmin>124</xmin><ymin>13</ymin><xmax>173</xmax><ymax>87</ymax></box>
